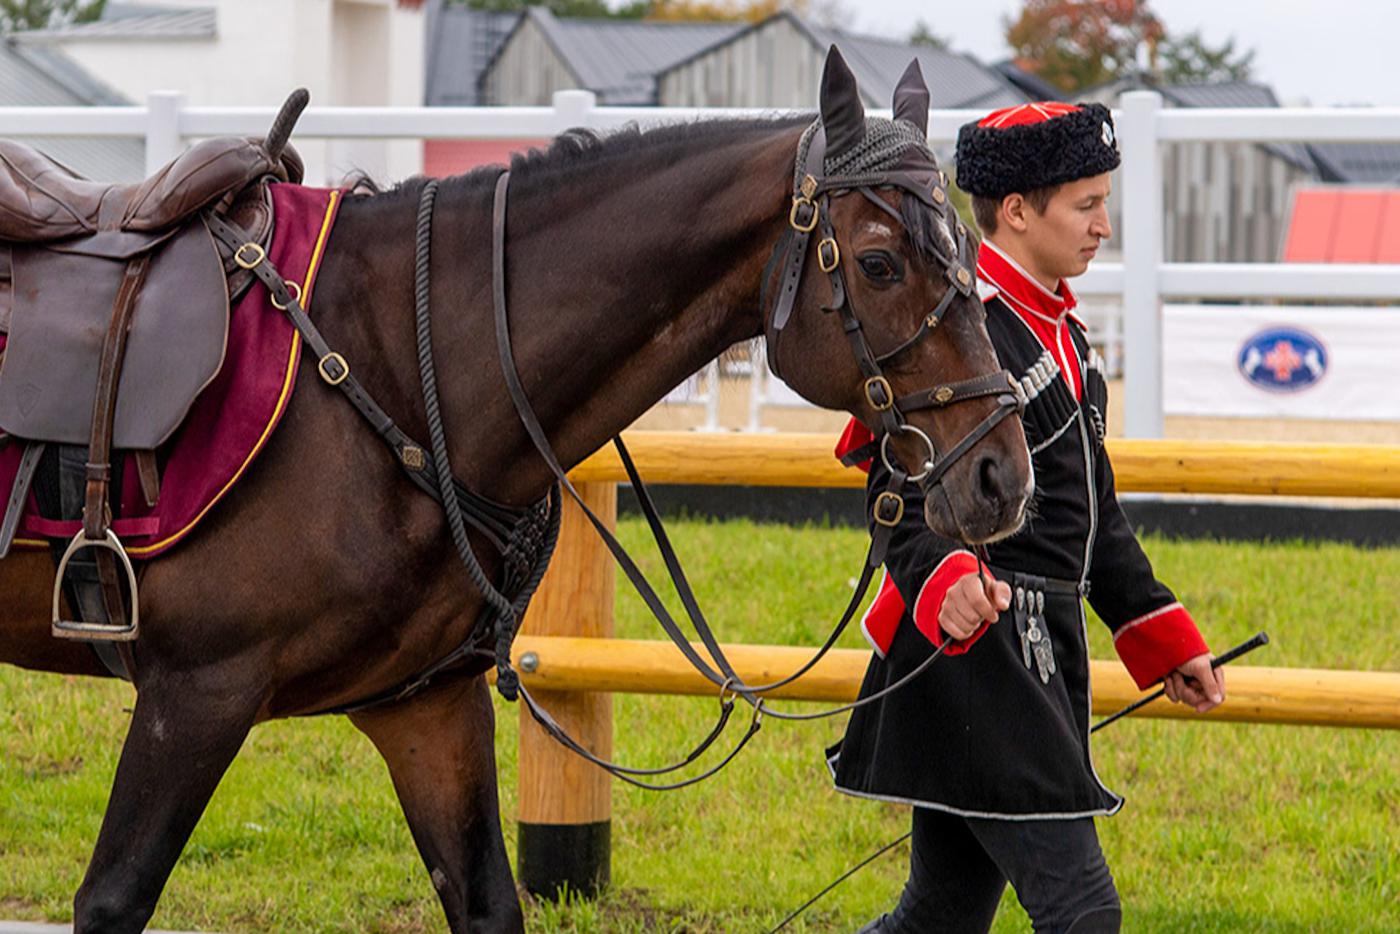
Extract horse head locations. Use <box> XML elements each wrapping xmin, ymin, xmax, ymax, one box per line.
<box><xmin>764</xmin><ymin>47</ymin><xmax>1033</xmax><ymax>544</ymax></box>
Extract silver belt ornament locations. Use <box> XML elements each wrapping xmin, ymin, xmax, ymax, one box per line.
<box><xmin>1014</xmin><ymin>583</ymin><xmax>1057</xmax><ymax>684</ymax></box>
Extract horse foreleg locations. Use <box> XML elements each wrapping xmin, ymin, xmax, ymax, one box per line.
<box><xmin>73</xmin><ymin>669</ymin><xmax>260</xmax><ymax>933</ymax></box>
<box><xmin>350</xmin><ymin>674</ymin><xmax>523</xmax><ymax>934</ymax></box>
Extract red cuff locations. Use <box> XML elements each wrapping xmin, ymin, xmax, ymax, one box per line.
<box><xmin>834</xmin><ymin>418</ymin><xmax>874</xmax><ymax>473</ymax></box>
<box><xmin>860</xmin><ymin>569</ymin><xmax>903</xmax><ymax>658</ymax></box>
<box><xmin>1113</xmin><ymin>602</ymin><xmax>1209</xmax><ymax>689</ymax></box>
<box><xmin>912</xmin><ymin>551</ymin><xmax>985</xmax><ymax>656</ymax></box>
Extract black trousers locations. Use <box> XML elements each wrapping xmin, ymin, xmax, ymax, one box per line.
<box><xmin>861</xmin><ymin>808</ymin><xmax>1121</xmax><ymax>934</ymax></box>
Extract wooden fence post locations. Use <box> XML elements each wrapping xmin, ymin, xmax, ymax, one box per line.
<box><xmin>515</xmin><ymin>481</ymin><xmax>615</xmax><ymax>900</ymax></box>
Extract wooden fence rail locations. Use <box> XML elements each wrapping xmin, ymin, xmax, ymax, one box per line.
<box><xmin>513</xmin><ymin>435</ymin><xmax>1400</xmax><ymax>899</ymax></box>
<box><xmin>508</xmin><ymin>636</ymin><xmax>1400</xmax><ymax>731</ymax></box>
<box><xmin>569</xmin><ymin>433</ymin><xmax>1400</xmax><ymax>499</ymax></box>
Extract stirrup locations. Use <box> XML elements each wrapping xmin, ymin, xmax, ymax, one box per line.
<box><xmin>51</xmin><ymin>529</ymin><xmax>140</xmax><ymax>642</ymax></box>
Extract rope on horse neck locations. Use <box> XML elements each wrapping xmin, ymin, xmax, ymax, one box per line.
<box><xmin>413</xmin><ymin>177</ymin><xmax>521</xmax><ymax>697</ymax></box>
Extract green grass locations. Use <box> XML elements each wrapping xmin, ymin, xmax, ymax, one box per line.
<box><xmin>2</xmin><ymin>521</ymin><xmax>1398</xmax><ymax>932</ymax></box>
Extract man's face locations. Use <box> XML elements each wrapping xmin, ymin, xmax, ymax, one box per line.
<box><xmin>1022</xmin><ymin>173</ymin><xmax>1113</xmax><ymax>282</ymax></box>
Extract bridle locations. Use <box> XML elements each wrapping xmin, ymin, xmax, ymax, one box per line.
<box><xmin>762</xmin><ymin>120</ymin><xmax>1026</xmax><ymax>546</ymax></box>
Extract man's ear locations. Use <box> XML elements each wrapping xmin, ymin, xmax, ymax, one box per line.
<box><xmin>1001</xmin><ymin>193</ymin><xmax>1030</xmax><ymax>234</ymax></box>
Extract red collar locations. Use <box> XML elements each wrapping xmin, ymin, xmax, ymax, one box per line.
<box><xmin>976</xmin><ymin>240</ymin><xmax>1086</xmax><ymax>400</ymax></box>
<box><xmin>974</xmin><ymin>241</ymin><xmax>1086</xmax><ymax>330</ymax></box>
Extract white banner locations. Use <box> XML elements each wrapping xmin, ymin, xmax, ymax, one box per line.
<box><xmin>1163</xmin><ymin>304</ymin><xmax>1400</xmax><ymax>420</ymax></box>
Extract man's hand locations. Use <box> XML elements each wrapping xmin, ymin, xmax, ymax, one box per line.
<box><xmin>940</xmin><ymin>572</ymin><xmax>1011</xmax><ymax>641</ymax></box>
<box><xmin>1164</xmin><ymin>653</ymin><xmax>1225</xmax><ymax>713</ymax></box>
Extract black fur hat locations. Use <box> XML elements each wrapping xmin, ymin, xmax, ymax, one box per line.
<box><xmin>954</xmin><ymin>102</ymin><xmax>1120</xmax><ymax>198</ymax></box>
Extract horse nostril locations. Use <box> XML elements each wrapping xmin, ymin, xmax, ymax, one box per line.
<box><xmin>977</xmin><ymin>456</ymin><xmax>1003</xmax><ymax>506</ymax></box>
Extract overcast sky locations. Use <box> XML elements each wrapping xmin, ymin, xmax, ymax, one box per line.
<box><xmin>844</xmin><ymin>0</ymin><xmax>1400</xmax><ymax>108</ymax></box>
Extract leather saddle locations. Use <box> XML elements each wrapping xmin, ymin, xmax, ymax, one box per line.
<box><xmin>0</xmin><ymin>89</ymin><xmax>310</xmax><ymax>644</ymax></box>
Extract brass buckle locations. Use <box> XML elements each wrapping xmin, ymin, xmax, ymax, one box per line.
<box><xmin>933</xmin><ymin>386</ymin><xmax>955</xmax><ymax>405</ymax></box>
<box><xmin>234</xmin><ymin>242</ymin><xmax>266</xmax><ymax>270</ymax></box>
<box><xmin>318</xmin><ymin>352</ymin><xmax>349</xmax><ymax>386</ymax></box>
<box><xmin>51</xmin><ymin>529</ymin><xmax>139</xmax><ymax>642</ymax></box>
<box><xmin>817</xmin><ymin>237</ymin><xmax>840</xmax><ymax>272</ymax></box>
<box><xmin>864</xmin><ymin>375</ymin><xmax>894</xmax><ymax>412</ymax></box>
<box><xmin>271</xmin><ymin>280</ymin><xmax>303</xmax><ymax>311</ymax></box>
<box><xmin>789</xmin><ymin>197</ymin><xmax>819</xmax><ymax>233</ymax></box>
<box><xmin>873</xmin><ymin>491</ymin><xmax>905</xmax><ymax>528</ymax></box>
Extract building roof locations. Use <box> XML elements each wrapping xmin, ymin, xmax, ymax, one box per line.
<box><xmin>484</xmin><ymin>8</ymin><xmax>743</xmax><ymax>105</ymax></box>
<box><xmin>1307</xmin><ymin>143</ymin><xmax>1400</xmax><ymax>185</ymax></box>
<box><xmin>810</xmin><ymin>25</ymin><xmax>1026</xmax><ymax>110</ymax></box>
<box><xmin>662</xmin><ymin>11</ymin><xmax>1028</xmax><ymax>110</ymax></box>
<box><xmin>1282</xmin><ymin>188</ymin><xmax>1400</xmax><ymax>262</ymax></box>
<box><xmin>1154</xmin><ymin>80</ymin><xmax>1280</xmax><ymax>109</ymax></box>
<box><xmin>426</xmin><ymin>4</ymin><xmax>520</xmax><ymax>106</ymax></box>
<box><xmin>0</xmin><ymin>37</ymin><xmax>145</xmax><ymax>181</ymax></box>
<box><xmin>992</xmin><ymin>60</ymin><xmax>1066</xmax><ymax>103</ymax></box>
<box><xmin>1097</xmin><ymin>76</ymin><xmax>1317</xmax><ymax>175</ymax></box>
<box><xmin>15</xmin><ymin>2</ymin><xmax>216</xmax><ymax>41</ymax></box>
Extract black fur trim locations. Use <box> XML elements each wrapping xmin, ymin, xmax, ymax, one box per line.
<box><xmin>954</xmin><ymin>103</ymin><xmax>1120</xmax><ymax>197</ymax></box>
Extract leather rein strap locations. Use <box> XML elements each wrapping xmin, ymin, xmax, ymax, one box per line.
<box><xmin>485</xmin><ymin>166</ymin><xmax>992</xmax><ymax>789</ymax></box>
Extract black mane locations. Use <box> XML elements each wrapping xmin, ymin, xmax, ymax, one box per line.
<box><xmin>343</xmin><ymin>114</ymin><xmax>811</xmax><ymax>204</ymax></box>
<box><xmin>341</xmin><ymin>113</ymin><xmax>956</xmax><ymax>268</ymax></box>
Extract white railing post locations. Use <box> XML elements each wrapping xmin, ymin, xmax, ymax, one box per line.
<box><xmin>748</xmin><ymin>341</ymin><xmax>765</xmax><ymax>433</ymax></box>
<box><xmin>1119</xmin><ymin>91</ymin><xmax>1164</xmax><ymax>438</ymax></box>
<box><xmin>552</xmin><ymin>89</ymin><xmax>597</xmax><ymax>134</ymax></box>
<box><xmin>700</xmin><ymin>359</ymin><xmax>721</xmax><ymax>432</ymax></box>
<box><xmin>144</xmin><ymin>90</ymin><xmax>185</xmax><ymax>176</ymax></box>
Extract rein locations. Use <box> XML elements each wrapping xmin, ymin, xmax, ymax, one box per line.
<box><xmin>479</xmin><ymin>118</ymin><xmax>1019</xmax><ymax>786</ymax></box>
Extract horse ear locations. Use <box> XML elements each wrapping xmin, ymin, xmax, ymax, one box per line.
<box><xmin>892</xmin><ymin>59</ymin><xmax>930</xmax><ymax>136</ymax></box>
<box><xmin>820</xmin><ymin>45</ymin><xmax>865</xmax><ymax>160</ymax></box>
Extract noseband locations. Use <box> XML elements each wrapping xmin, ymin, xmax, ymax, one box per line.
<box><xmin>763</xmin><ymin>120</ymin><xmax>1025</xmax><ymax>534</ymax></box>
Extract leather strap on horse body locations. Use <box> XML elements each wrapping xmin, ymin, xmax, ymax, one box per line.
<box><xmin>0</xmin><ymin>439</ymin><xmax>44</xmax><ymax>560</ymax></box>
<box><xmin>83</xmin><ymin>256</ymin><xmax>150</xmax><ymax>547</ymax></box>
<box><xmin>203</xmin><ymin>208</ymin><xmax>559</xmax><ymax>717</ymax></box>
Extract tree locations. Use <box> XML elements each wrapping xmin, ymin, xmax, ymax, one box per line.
<box><xmin>0</xmin><ymin>0</ymin><xmax>104</xmax><ymax>32</ymax></box>
<box><xmin>459</xmin><ymin>0</ymin><xmax>645</xmax><ymax>18</ymax></box>
<box><xmin>646</xmin><ymin>0</ymin><xmax>782</xmax><ymax>22</ymax></box>
<box><xmin>1157</xmin><ymin>30</ymin><xmax>1254</xmax><ymax>84</ymax></box>
<box><xmin>645</xmin><ymin>0</ymin><xmax>848</xmax><ymax>24</ymax></box>
<box><xmin>909</xmin><ymin>19</ymin><xmax>949</xmax><ymax>50</ymax></box>
<box><xmin>1004</xmin><ymin>0</ymin><xmax>1164</xmax><ymax>94</ymax></box>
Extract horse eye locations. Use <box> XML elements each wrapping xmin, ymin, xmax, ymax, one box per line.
<box><xmin>858</xmin><ymin>252</ymin><xmax>902</xmax><ymax>281</ymax></box>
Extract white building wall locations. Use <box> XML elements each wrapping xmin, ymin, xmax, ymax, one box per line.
<box><xmin>30</xmin><ymin>0</ymin><xmax>423</xmax><ymax>185</ymax></box>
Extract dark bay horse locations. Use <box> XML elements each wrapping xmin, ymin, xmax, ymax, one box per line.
<box><xmin>0</xmin><ymin>49</ymin><xmax>1031</xmax><ymax>931</ymax></box>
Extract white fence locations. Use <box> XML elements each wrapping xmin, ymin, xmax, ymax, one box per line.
<box><xmin>4</xmin><ymin>90</ymin><xmax>1400</xmax><ymax>437</ymax></box>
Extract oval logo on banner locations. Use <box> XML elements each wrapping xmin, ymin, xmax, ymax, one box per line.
<box><xmin>1237</xmin><ymin>327</ymin><xmax>1328</xmax><ymax>393</ymax></box>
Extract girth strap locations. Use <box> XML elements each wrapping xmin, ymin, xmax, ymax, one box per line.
<box><xmin>0</xmin><ymin>440</ymin><xmax>44</xmax><ymax>560</ymax></box>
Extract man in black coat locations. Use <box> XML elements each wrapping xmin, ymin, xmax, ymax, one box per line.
<box><xmin>830</xmin><ymin>101</ymin><xmax>1225</xmax><ymax>934</ymax></box>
